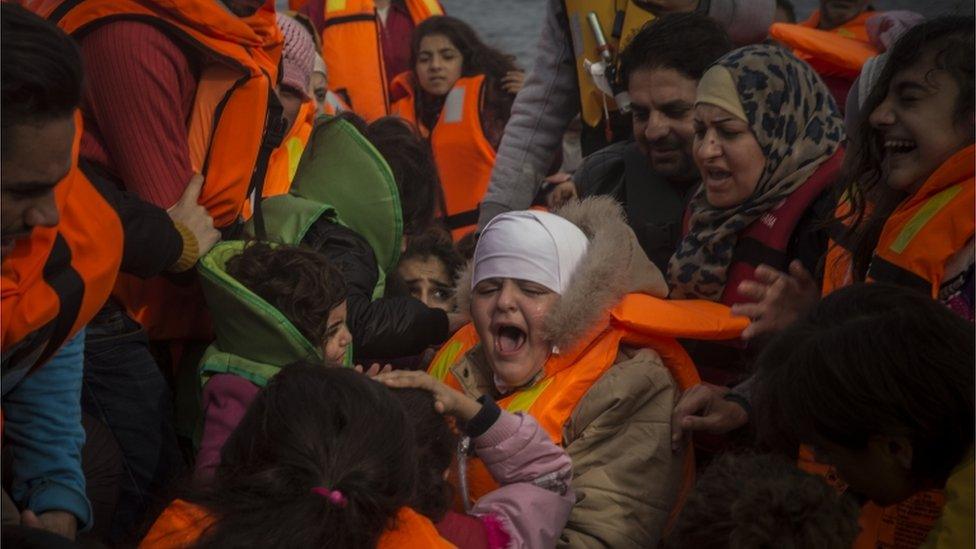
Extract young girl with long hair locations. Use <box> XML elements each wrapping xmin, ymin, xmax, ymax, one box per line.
<box><xmin>390</xmin><ymin>15</ymin><xmax>524</xmax><ymax>238</ymax></box>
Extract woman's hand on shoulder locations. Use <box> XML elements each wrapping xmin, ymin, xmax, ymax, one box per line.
<box><xmin>731</xmin><ymin>260</ymin><xmax>820</xmax><ymax>340</ymax></box>
<box><xmin>374</xmin><ymin>370</ymin><xmax>482</xmax><ymax>421</ymax></box>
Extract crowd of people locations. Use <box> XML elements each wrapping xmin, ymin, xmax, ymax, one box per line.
<box><xmin>0</xmin><ymin>0</ymin><xmax>973</xmax><ymax>547</ymax></box>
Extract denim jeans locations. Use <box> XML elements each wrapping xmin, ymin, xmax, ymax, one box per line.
<box><xmin>82</xmin><ymin>301</ymin><xmax>184</xmax><ymax>542</ymax></box>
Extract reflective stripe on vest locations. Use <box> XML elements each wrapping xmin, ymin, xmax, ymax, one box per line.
<box><xmin>429</xmin><ymin>295</ymin><xmax>746</xmax><ymax>520</ymax></box>
<box><xmin>321</xmin><ymin>0</ymin><xmax>441</xmax><ymax>122</ymax></box>
<box><xmin>562</xmin><ymin>0</ymin><xmax>653</xmax><ymax>128</ymax></box>
<box><xmin>720</xmin><ymin>148</ymin><xmax>843</xmax><ymax>306</ymax></box>
<box><xmin>1</xmin><ymin>113</ymin><xmax>123</xmax><ymax>383</ymax></box>
<box><xmin>809</xmin><ymin>146</ymin><xmax>976</xmax><ymax>548</ymax></box>
<box><xmin>264</xmin><ymin>100</ymin><xmax>317</xmax><ymax>199</ymax></box>
<box><xmin>823</xmin><ymin>145</ymin><xmax>975</xmax><ymax>298</ymax></box>
<box><xmin>391</xmin><ymin>73</ymin><xmax>495</xmax><ymax>240</ymax></box>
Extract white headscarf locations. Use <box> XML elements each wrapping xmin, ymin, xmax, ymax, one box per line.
<box><xmin>472</xmin><ymin>211</ymin><xmax>589</xmax><ymax>295</ymax></box>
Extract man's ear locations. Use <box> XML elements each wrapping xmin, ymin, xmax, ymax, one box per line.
<box><xmin>870</xmin><ymin>435</ymin><xmax>914</xmax><ymax>470</ymax></box>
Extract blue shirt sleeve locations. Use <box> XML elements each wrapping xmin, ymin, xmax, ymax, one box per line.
<box><xmin>3</xmin><ymin>329</ymin><xmax>92</xmax><ymax>530</ymax></box>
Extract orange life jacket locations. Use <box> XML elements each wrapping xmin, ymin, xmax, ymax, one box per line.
<box><xmin>140</xmin><ymin>499</ymin><xmax>455</xmax><ymax>548</ymax></box>
<box><xmin>807</xmin><ymin>145</ymin><xmax>976</xmax><ymax>548</ymax></box>
<box><xmin>391</xmin><ymin>73</ymin><xmax>496</xmax><ymax>240</ymax></box>
<box><xmin>320</xmin><ymin>0</ymin><xmax>442</xmax><ymax>122</ymax></box>
<box><xmin>28</xmin><ymin>0</ymin><xmax>285</xmax><ymax>341</ymax></box>
<box><xmin>429</xmin><ymin>294</ymin><xmax>747</xmax><ymax>524</ymax></box>
<box><xmin>1</xmin><ymin>112</ymin><xmax>124</xmax><ymax>384</ymax></box>
<box><xmin>264</xmin><ymin>100</ymin><xmax>317</xmax><ymax>198</ymax></box>
<box><xmin>822</xmin><ymin>144</ymin><xmax>976</xmax><ymax>298</ymax></box>
<box><xmin>769</xmin><ymin>10</ymin><xmax>878</xmax><ymax>79</ymax></box>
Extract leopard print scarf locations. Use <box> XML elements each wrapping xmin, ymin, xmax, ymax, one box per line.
<box><xmin>667</xmin><ymin>44</ymin><xmax>844</xmax><ymax>300</ymax></box>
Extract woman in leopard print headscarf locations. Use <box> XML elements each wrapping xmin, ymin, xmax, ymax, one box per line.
<box><xmin>667</xmin><ymin>44</ymin><xmax>844</xmax><ymax>301</ymax></box>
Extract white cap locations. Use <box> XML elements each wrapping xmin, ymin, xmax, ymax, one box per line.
<box><xmin>472</xmin><ymin>210</ymin><xmax>589</xmax><ymax>295</ymax></box>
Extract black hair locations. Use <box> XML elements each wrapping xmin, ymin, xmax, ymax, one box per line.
<box><xmin>226</xmin><ymin>242</ymin><xmax>347</xmax><ymax>344</ymax></box>
<box><xmin>337</xmin><ymin>112</ymin><xmax>446</xmax><ymax>236</ymax></box>
<box><xmin>392</xmin><ymin>388</ymin><xmax>457</xmax><ymax>522</ymax></box>
<box><xmin>400</xmin><ymin>227</ymin><xmax>464</xmax><ymax>283</ymax></box>
<box><xmin>185</xmin><ymin>364</ymin><xmax>418</xmax><ymax>548</ymax></box>
<box><xmin>667</xmin><ymin>453</ymin><xmax>860</xmax><ymax>549</ymax></box>
<box><xmin>754</xmin><ymin>283</ymin><xmax>975</xmax><ymax>484</ymax></box>
<box><xmin>835</xmin><ymin>16</ymin><xmax>975</xmax><ymax>282</ymax></box>
<box><xmin>619</xmin><ymin>12</ymin><xmax>734</xmax><ymax>87</ymax></box>
<box><xmin>410</xmin><ymin>15</ymin><xmax>517</xmax><ymax>86</ymax></box>
<box><xmin>1</xmin><ymin>3</ymin><xmax>83</xmax><ymax>159</ymax></box>
<box><xmin>409</xmin><ymin>15</ymin><xmax>519</xmax><ymax>145</ymax></box>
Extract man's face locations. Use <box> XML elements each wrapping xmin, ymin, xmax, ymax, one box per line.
<box><xmin>629</xmin><ymin>67</ymin><xmax>699</xmax><ymax>182</ymax></box>
<box><xmin>818</xmin><ymin>0</ymin><xmax>871</xmax><ymax>30</ymax></box>
<box><xmin>218</xmin><ymin>0</ymin><xmax>264</xmax><ymax>18</ymax></box>
<box><xmin>1</xmin><ymin>116</ymin><xmax>74</xmax><ymax>258</ymax></box>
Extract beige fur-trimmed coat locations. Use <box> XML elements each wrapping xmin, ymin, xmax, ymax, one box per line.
<box><xmin>451</xmin><ymin>197</ymin><xmax>684</xmax><ymax>548</ymax></box>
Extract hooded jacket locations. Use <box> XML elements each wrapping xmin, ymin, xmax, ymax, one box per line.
<box><xmin>436</xmin><ymin>197</ymin><xmax>745</xmax><ymax>547</ymax></box>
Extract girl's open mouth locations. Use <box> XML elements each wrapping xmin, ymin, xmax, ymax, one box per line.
<box><xmin>494</xmin><ymin>324</ymin><xmax>527</xmax><ymax>355</ymax></box>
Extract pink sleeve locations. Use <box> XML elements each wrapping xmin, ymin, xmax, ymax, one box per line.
<box><xmin>195</xmin><ymin>374</ymin><xmax>261</xmax><ymax>480</ymax></box>
<box><xmin>469</xmin><ymin>411</ymin><xmax>575</xmax><ymax>549</ymax></box>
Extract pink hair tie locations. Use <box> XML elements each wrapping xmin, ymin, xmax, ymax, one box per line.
<box><xmin>311</xmin><ymin>487</ymin><xmax>347</xmax><ymax>508</ymax></box>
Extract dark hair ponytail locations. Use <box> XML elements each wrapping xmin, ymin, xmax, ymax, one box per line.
<box><xmin>186</xmin><ymin>364</ymin><xmax>418</xmax><ymax>548</ymax></box>
<box><xmin>392</xmin><ymin>388</ymin><xmax>458</xmax><ymax>521</ymax></box>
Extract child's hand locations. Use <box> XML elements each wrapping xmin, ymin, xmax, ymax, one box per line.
<box><xmin>374</xmin><ymin>370</ymin><xmax>482</xmax><ymax>421</ymax></box>
<box><xmin>354</xmin><ymin>363</ymin><xmax>393</xmax><ymax>377</ymax></box>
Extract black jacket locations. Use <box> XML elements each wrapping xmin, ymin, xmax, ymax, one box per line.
<box><xmin>302</xmin><ymin>218</ymin><xmax>449</xmax><ymax>359</ymax></box>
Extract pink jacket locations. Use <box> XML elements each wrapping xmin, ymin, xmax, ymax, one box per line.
<box><xmin>196</xmin><ymin>374</ymin><xmax>575</xmax><ymax>549</ymax></box>
<box><xmin>464</xmin><ymin>410</ymin><xmax>575</xmax><ymax>549</ymax></box>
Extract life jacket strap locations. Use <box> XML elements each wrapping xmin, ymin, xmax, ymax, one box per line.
<box><xmin>867</xmin><ymin>255</ymin><xmax>931</xmax><ymax>294</ymax></box>
<box><xmin>442</xmin><ymin>207</ymin><xmax>479</xmax><ymax>231</ymax></box>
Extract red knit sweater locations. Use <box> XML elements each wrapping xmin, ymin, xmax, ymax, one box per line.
<box><xmin>78</xmin><ymin>20</ymin><xmax>198</xmax><ymax>209</ymax></box>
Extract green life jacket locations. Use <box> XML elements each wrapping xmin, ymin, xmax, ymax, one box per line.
<box><xmin>197</xmin><ymin>240</ymin><xmax>324</xmax><ymax>389</ymax></box>
<box><xmin>198</xmin><ymin>116</ymin><xmax>403</xmax><ymax>389</ymax></box>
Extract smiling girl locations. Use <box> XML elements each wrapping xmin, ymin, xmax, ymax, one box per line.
<box><xmin>390</xmin><ymin>16</ymin><xmax>523</xmax><ymax>239</ymax></box>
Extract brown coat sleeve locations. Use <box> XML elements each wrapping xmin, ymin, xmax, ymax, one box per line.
<box><xmin>558</xmin><ymin>347</ymin><xmax>684</xmax><ymax>549</ymax></box>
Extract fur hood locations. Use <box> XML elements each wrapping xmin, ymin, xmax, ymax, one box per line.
<box><xmin>457</xmin><ymin>196</ymin><xmax>668</xmax><ymax>352</ymax></box>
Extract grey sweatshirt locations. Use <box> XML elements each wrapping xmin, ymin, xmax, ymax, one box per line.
<box><xmin>477</xmin><ymin>0</ymin><xmax>775</xmax><ymax>229</ymax></box>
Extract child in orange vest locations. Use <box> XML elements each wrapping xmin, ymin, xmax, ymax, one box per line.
<box><xmin>389</xmin><ymin>15</ymin><xmax>524</xmax><ymax>239</ymax></box>
<box><xmin>143</xmin><ymin>364</ymin><xmax>454</xmax><ymax>548</ymax></box>
<box><xmin>385</xmin><ymin>370</ymin><xmax>575</xmax><ymax>549</ymax></box>
<box><xmin>733</xmin><ymin>16</ymin><xmax>975</xmax><ymax>339</ymax></box>
<box><xmin>752</xmin><ymin>283</ymin><xmax>974</xmax><ymax>549</ymax></box>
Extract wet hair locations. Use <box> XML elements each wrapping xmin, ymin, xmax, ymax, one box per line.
<box><xmin>835</xmin><ymin>16</ymin><xmax>975</xmax><ymax>282</ymax></box>
<box><xmin>754</xmin><ymin>283</ymin><xmax>975</xmax><ymax>483</ymax></box>
<box><xmin>666</xmin><ymin>453</ymin><xmax>861</xmax><ymax>549</ymax></box>
<box><xmin>226</xmin><ymin>242</ymin><xmax>347</xmax><ymax>344</ymax></box>
<box><xmin>185</xmin><ymin>364</ymin><xmax>418</xmax><ymax>548</ymax></box>
<box><xmin>1</xmin><ymin>3</ymin><xmax>83</xmax><ymax>159</ymax></box>
<box><xmin>392</xmin><ymin>388</ymin><xmax>457</xmax><ymax>521</ymax></box>
<box><xmin>619</xmin><ymin>12</ymin><xmax>734</xmax><ymax>87</ymax></box>
<box><xmin>400</xmin><ymin>227</ymin><xmax>464</xmax><ymax>283</ymax></box>
<box><xmin>337</xmin><ymin>112</ymin><xmax>446</xmax><ymax>236</ymax></box>
<box><xmin>410</xmin><ymin>15</ymin><xmax>517</xmax><ymax>85</ymax></box>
